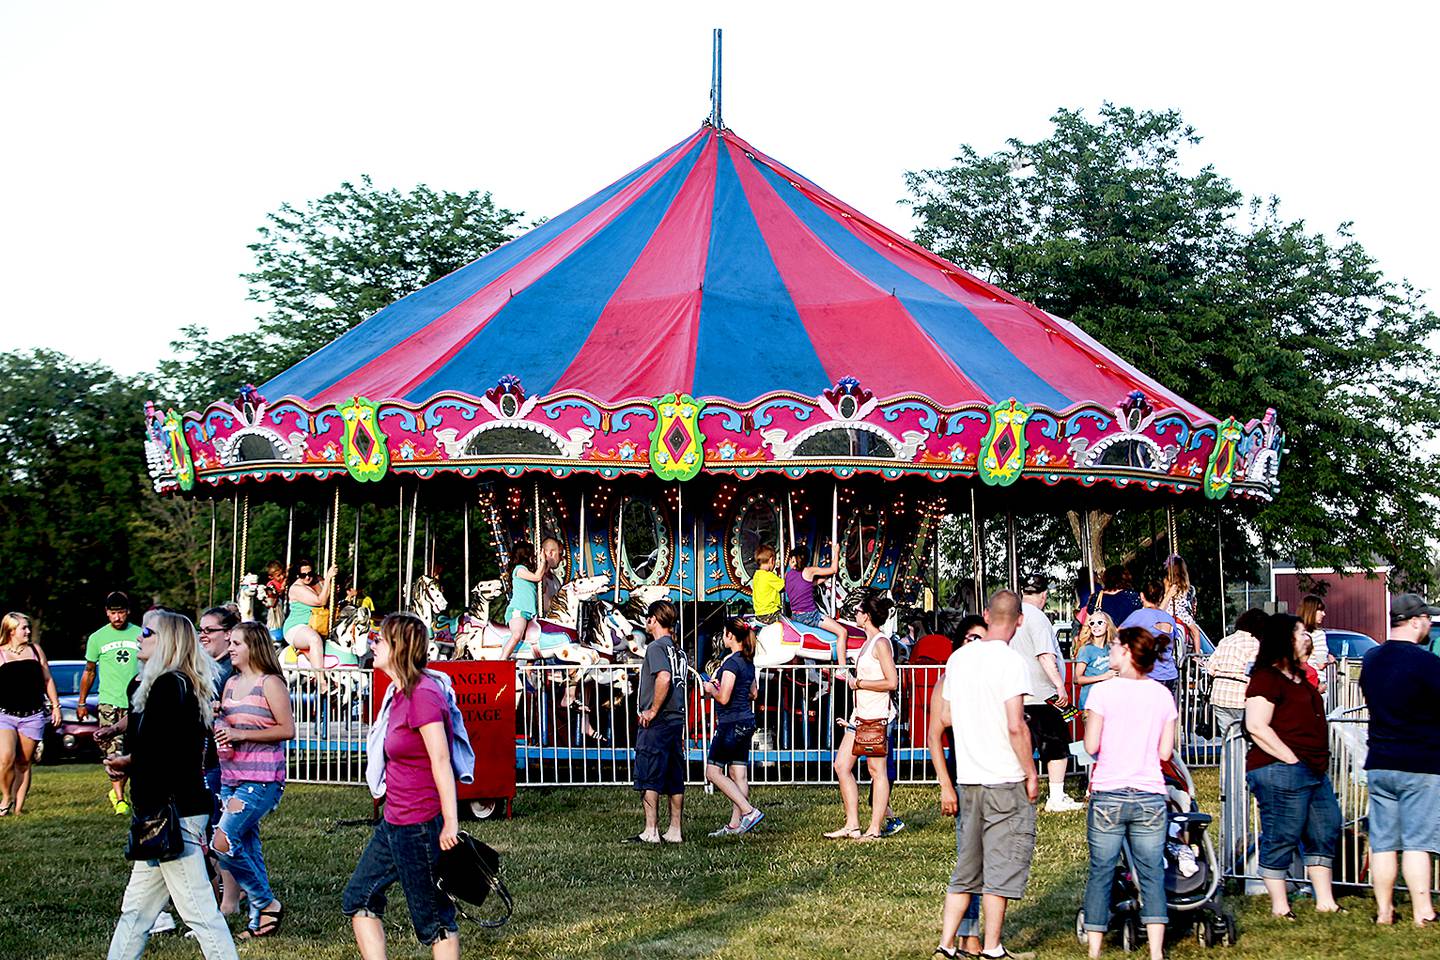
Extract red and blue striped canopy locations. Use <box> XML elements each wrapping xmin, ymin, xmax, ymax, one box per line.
<box><xmin>262</xmin><ymin>126</ymin><xmax>1207</xmax><ymax>420</ymax></box>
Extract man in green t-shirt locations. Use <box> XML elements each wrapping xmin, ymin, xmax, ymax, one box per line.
<box><xmin>77</xmin><ymin>591</ymin><xmax>142</xmax><ymax>814</ymax></box>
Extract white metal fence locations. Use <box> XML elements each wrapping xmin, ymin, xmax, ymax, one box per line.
<box><xmin>282</xmin><ymin>654</ymin><xmax>1351</xmax><ymax>791</ymax></box>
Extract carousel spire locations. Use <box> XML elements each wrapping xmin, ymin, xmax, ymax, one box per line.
<box><xmin>709</xmin><ymin>27</ymin><xmax>723</xmax><ymax>130</ymax></box>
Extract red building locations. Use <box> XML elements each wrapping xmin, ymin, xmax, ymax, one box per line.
<box><xmin>1271</xmin><ymin>566</ymin><xmax>1390</xmax><ymax>642</ymax></box>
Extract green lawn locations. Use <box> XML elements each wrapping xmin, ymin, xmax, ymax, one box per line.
<box><xmin>0</xmin><ymin>765</ymin><xmax>1430</xmax><ymax>959</ymax></box>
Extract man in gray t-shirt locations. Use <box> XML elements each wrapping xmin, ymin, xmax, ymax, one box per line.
<box><xmin>623</xmin><ymin>599</ymin><xmax>689</xmax><ymax>844</ymax></box>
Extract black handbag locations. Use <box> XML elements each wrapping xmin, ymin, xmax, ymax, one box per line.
<box><xmin>125</xmin><ymin>800</ymin><xmax>184</xmax><ymax>862</ymax></box>
<box><xmin>123</xmin><ymin>673</ymin><xmax>195</xmax><ymax>863</ymax></box>
<box><xmin>435</xmin><ymin>831</ymin><xmax>514</xmax><ymax>928</ymax></box>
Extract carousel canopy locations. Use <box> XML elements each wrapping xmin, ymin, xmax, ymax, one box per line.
<box><xmin>144</xmin><ymin>125</ymin><xmax>1282</xmax><ymax>501</ymax></box>
<box><xmin>262</xmin><ymin>126</ymin><xmax>1205</xmax><ymax>419</ymax></box>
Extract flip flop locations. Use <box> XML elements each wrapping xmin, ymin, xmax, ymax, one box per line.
<box><xmin>237</xmin><ymin>904</ymin><xmax>284</xmax><ymax>940</ymax></box>
<box><xmin>854</xmin><ymin>831</ymin><xmax>884</xmax><ymax>842</ymax></box>
<box><xmin>619</xmin><ymin>834</ymin><xmax>660</xmax><ymax>845</ymax></box>
<box><xmin>824</xmin><ymin>826</ymin><xmax>862</xmax><ymax>840</ymax></box>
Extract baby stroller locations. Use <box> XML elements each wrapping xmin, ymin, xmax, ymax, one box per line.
<box><xmin>1076</xmin><ymin>755</ymin><xmax>1236</xmax><ymax>950</ymax></box>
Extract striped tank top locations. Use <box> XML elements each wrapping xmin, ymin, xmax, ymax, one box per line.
<box><xmin>220</xmin><ymin>675</ymin><xmax>287</xmax><ymax>785</ymax></box>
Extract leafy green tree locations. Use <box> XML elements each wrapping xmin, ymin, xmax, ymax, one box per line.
<box><xmin>0</xmin><ymin>351</ymin><xmax>151</xmax><ymax>652</ymax></box>
<box><xmin>159</xmin><ymin>177</ymin><xmax>524</xmax><ymax>408</ymax></box>
<box><xmin>906</xmin><ymin>104</ymin><xmax>1440</xmax><ymax>596</ymax></box>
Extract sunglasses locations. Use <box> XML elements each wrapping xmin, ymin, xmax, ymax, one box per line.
<box><xmin>140</xmin><ymin>627</ymin><xmax>155</xmax><ymax>639</ymax></box>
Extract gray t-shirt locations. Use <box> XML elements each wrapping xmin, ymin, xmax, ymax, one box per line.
<box><xmin>1011</xmin><ymin>601</ymin><xmax>1060</xmax><ymax>705</ymax></box>
<box><xmin>638</xmin><ymin>635</ymin><xmax>688</xmax><ymax>723</ymax></box>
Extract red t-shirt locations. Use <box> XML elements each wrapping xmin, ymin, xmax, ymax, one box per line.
<box><xmin>1244</xmin><ymin>665</ymin><xmax>1329</xmax><ymax>774</ymax></box>
<box><xmin>1302</xmin><ymin>663</ymin><xmax>1320</xmax><ymax>689</ymax></box>
<box><xmin>383</xmin><ymin>676</ymin><xmax>450</xmax><ymax>825</ymax></box>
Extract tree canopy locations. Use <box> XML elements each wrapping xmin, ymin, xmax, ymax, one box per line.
<box><xmin>158</xmin><ymin>176</ymin><xmax>523</xmax><ymax>408</ymax></box>
<box><xmin>905</xmin><ymin>104</ymin><xmax>1440</xmax><ymax>586</ymax></box>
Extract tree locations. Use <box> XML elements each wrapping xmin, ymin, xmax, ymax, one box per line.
<box><xmin>158</xmin><ymin>176</ymin><xmax>524</xmax><ymax>408</ymax></box>
<box><xmin>905</xmin><ymin>104</ymin><xmax>1440</xmax><ymax>593</ymax></box>
<box><xmin>0</xmin><ymin>351</ymin><xmax>151</xmax><ymax>652</ymax></box>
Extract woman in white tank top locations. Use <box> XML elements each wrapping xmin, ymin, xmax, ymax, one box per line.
<box><xmin>824</xmin><ymin>596</ymin><xmax>898</xmax><ymax>841</ymax></box>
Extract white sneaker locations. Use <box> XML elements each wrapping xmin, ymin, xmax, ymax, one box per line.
<box><xmin>1044</xmin><ymin>795</ymin><xmax>1084</xmax><ymax>812</ymax></box>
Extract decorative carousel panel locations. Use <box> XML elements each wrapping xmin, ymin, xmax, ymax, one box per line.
<box><xmin>144</xmin><ymin>379</ymin><xmax>1282</xmax><ymax>502</ymax></box>
<box><xmin>613</xmin><ymin>495</ymin><xmax>673</xmax><ymax>590</ymax></box>
<box><xmin>725</xmin><ymin>493</ymin><xmax>783</xmax><ymax>592</ymax></box>
<box><xmin>838</xmin><ymin>502</ymin><xmax>887</xmax><ymax>594</ymax></box>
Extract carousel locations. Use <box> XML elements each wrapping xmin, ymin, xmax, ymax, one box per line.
<box><xmin>139</xmin><ymin>98</ymin><xmax>1283</xmax><ymax>789</ymax></box>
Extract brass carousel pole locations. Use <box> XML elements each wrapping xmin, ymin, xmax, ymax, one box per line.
<box><xmin>230</xmin><ymin>495</ymin><xmax>240</xmax><ymax>602</ymax></box>
<box><xmin>462</xmin><ymin>498</ymin><xmax>471</xmax><ymax>594</ymax></box>
<box><xmin>613</xmin><ymin>489</ymin><xmax>625</xmax><ymax>603</ymax></box>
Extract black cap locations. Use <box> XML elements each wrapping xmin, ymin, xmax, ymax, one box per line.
<box><xmin>104</xmin><ymin>591</ymin><xmax>130</xmax><ymax>611</ymax></box>
<box><xmin>1019</xmin><ymin>573</ymin><xmax>1049</xmax><ymax>594</ymax></box>
<box><xmin>1390</xmin><ymin>593</ymin><xmax>1440</xmax><ymax>625</ymax></box>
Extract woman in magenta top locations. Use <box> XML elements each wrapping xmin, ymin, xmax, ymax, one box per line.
<box><xmin>1080</xmin><ymin>627</ymin><xmax>1178</xmax><ymax>960</ymax></box>
<box><xmin>343</xmin><ymin>613</ymin><xmax>460</xmax><ymax>959</ymax></box>
<box><xmin>213</xmin><ymin>622</ymin><xmax>294</xmax><ymax>939</ymax></box>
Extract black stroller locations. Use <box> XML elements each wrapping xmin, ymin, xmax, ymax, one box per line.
<box><xmin>1076</xmin><ymin>756</ymin><xmax>1237</xmax><ymax>950</ymax></box>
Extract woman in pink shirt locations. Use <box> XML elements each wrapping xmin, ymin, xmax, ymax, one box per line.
<box><xmin>1080</xmin><ymin>627</ymin><xmax>1178</xmax><ymax>960</ymax></box>
<box><xmin>343</xmin><ymin>614</ymin><xmax>460</xmax><ymax>959</ymax></box>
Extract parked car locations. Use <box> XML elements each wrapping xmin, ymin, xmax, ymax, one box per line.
<box><xmin>1324</xmin><ymin>629</ymin><xmax>1378</xmax><ymax>660</ymax></box>
<box><xmin>38</xmin><ymin>659</ymin><xmax>100</xmax><ymax>764</ymax></box>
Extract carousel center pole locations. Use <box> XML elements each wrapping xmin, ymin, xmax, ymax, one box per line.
<box><xmin>208</xmin><ymin>500</ymin><xmax>217</xmax><ymax>608</ymax></box>
<box><xmin>613</xmin><ymin>489</ymin><xmax>625</xmax><ymax>603</ymax></box>
<box><xmin>230</xmin><ymin>495</ymin><xmax>240</xmax><ymax>602</ymax></box>
<box><xmin>969</xmin><ymin>488</ymin><xmax>985</xmax><ymax>611</ymax></box>
<box><xmin>1006</xmin><ymin>512</ymin><xmax>1019</xmax><ymax>592</ymax></box>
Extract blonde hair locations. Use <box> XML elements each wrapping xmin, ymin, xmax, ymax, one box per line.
<box><xmin>1086</xmin><ymin>612</ymin><xmax>1119</xmax><ymax>648</ymax></box>
<box><xmin>1165</xmin><ymin>555</ymin><xmax>1191</xmax><ymax>593</ymax></box>
<box><xmin>133</xmin><ymin>610</ymin><xmax>217</xmax><ymax>724</ymax></box>
<box><xmin>233</xmin><ymin>622</ymin><xmax>284</xmax><ymax>678</ymax></box>
<box><xmin>1</xmin><ymin>612</ymin><xmax>32</xmax><ymax>648</ymax></box>
<box><xmin>381</xmin><ymin>612</ymin><xmax>430</xmax><ymax>693</ymax></box>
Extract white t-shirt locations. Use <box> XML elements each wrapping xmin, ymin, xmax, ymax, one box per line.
<box><xmin>943</xmin><ymin>640</ymin><xmax>1032</xmax><ymax>785</ymax></box>
<box><xmin>1011</xmin><ymin>601</ymin><xmax>1060</xmax><ymax>705</ymax></box>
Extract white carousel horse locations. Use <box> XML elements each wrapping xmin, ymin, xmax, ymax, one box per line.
<box><xmin>750</xmin><ymin>587</ymin><xmax>892</xmax><ymax>667</ymax></box>
<box><xmin>454</xmin><ymin>575</ymin><xmax>613</xmax><ymax>665</ymax></box>
<box><xmin>409</xmin><ymin>574</ymin><xmax>448</xmax><ymax>631</ymax></box>
<box><xmin>235</xmin><ymin>573</ymin><xmax>263</xmax><ymax>622</ymax></box>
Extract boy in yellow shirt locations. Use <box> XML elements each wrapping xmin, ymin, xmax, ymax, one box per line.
<box><xmin>751</xmin><ymin>545</ymin><xmax>784</xmax><ymax>624</ymax></box>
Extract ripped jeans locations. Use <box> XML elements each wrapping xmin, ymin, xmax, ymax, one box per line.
<box><xmin>214</xmin><ymin>781</ymin><xmax>283</xmax><ymax>930</ymax></box>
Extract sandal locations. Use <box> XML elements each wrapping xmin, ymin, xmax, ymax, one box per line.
<box><xmin>0</xmin><ymin>803</ymin><xmax>11</xmax><ymax>818</ymax></box>
<box><xmin>238</xmin><ymin>904</ymin><xmax>284</xmax><ymax>939</ymax></box>
<box><xmin>824</xmin><ymin>826</ymin><xmax>862</xmax><ymax>840</ymax></box>
<box><xmin>854</xmin><ymin>831</ymin><xmax>884</xmax><ymax>842</ymax></box>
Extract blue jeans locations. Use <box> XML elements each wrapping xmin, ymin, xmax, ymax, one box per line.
<box><xmin>1245</xmin><ymin>761</ymin><xmax>1341</xmax><ymax>878</ymax></box>
<box><xmin>343</xmin><ymin>815</ymin><xmax>457</xmax><ymax>946</ymax></box>
<box><xmin>214</xmin><ymin>781</ymin><xmax>283</xmax><ymax>930</ymax></box>
<box><xmin>1084</xmin><ymin>789</ymin><xmax>1168</xmax><ymax>930</ymax></box>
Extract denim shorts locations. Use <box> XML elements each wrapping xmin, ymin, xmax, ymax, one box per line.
<box><xmin>634</xmin><ymin>719</ymin><xmax>686</xmax><ymax>795</ymax></box>
<box><xmin>1368</xmin><ymin>769</ymin><xmax>1440</xmax><ymax>854</ymax></box>
<box><xmin>790</xmin><ymin>610</ymin><xmax>823</xmax><ymax>628</ymax></box>
<box><xmin>342</xmin><ymin>815</ymin><xmax>457</xmax><ymax>946</ymax></box>
<box><xmin>1245</xmin><ymin>761</ymin><xmax>1341</xmax><ymax>877</ymax></box>
<box><xmin>707</xmin><ymin>721</ymin><xmax>756</xmax><ymax>766</ymax></box>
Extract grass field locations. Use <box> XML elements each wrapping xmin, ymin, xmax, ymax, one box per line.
<box><xmin>0</xmin><ymin>765</ymin><xmax>1433</xmax><ymax>959</ymax></box>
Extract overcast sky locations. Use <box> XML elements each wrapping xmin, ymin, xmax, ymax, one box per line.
<box><xmin>2</xmin><ymin>1</ymin><xmax>1435</xmax><ymax>377</ymax></box>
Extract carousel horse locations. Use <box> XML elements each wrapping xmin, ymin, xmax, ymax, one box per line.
<box><xmin>750</xmin><ymin>587</ymin><xmax>890</xmax><ymax>667</ymax></box>
<box><xmin>409</xmin><ymin>573</ymin><xmax>448</xmax><ymax>633</ymax></box>
<box><xmin>235</xmin><ymin>573</ymin><xmax>264</xmax><ymax>622</ymax></box>
<box><xmin>278</xmin><ymin>601</ymin><xmax>370</xmax><ymax>705</ymax></box>
<box><xmin>453</xmin><ymin>575</ymin><xmax>613</xmax><ymax>665</ymax></box>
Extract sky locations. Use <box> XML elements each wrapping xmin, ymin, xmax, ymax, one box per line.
<box><xmin>2</xmin><ymin>1</ymin><xmax>1436</xmax><ymax>377</ymax></box>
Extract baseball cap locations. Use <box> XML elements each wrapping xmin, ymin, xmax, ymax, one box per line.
<box><xmin>1390</xmin><ymin>593</ymin><xmax>1440</xmax><ymax>625</ymax></box>
<box><xmin>1019</xmin><ymin>573</ymin><xmax>1049</xmax><ymax>594</ymax></box>
<box><xmin>104</xmin><ymin>591</ymin><xmax>130</xmax><ymax>611</ymax></box>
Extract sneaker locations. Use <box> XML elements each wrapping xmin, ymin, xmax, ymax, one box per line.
<box><xmin>708</xmin><ymin>823</ymin><xmax>739</xmax><ymax>837</ymax></box>
<box><xmin>112</xmin><ymin>796</ymin><xmax>131</xmax><ymax>815</ymax></box>
<box><xmin>1044</xmin><ymin>795</ymin><xmax>1084</xmax><ymax>812</ymax></box>
<box><xmin>881</xmin><ymin>816</ymin><xmax>906</xmax><ymax>837</ymax></box>
<box><xmin>737</xmin><ymin>808</ymin><xmax>765</xmax><ymax>834</ymax></box>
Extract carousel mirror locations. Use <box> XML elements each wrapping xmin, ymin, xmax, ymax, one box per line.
<box><xmin>618</xmin><ymin>497</ymin><xmax>668</xmax><ymax>586</ymax></box>
<box><xmin>840</xmin><ymin>503</ymin><xmax>885</xmax><ymax>590</ymax></box>
<box><xmin>730</xmin><ymin>495</ymin><xmax>782</xmax><ymax>584</ymax></box>
<box><xmin>539</xmin><ymin>501</ymin><xmax>570</xmax><ymax>583</ymax></box>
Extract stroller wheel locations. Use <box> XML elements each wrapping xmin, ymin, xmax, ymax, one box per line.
<box><xmin>1120</xmin><ymin>917</ymin><xmax>1140</xmax><ymax>953</ymax></box>
<box><xmin>1197</xmin><ymin>918</ymin><xmax>1217</xmax><ymax>948</ymax></box>
<box><xmin>1074</xmin><ymin>909</ymin><xmax>1088</xmax><ymax>947</ymax></box>
<box><xmin>1218</xmin><ymin>912</ymin><xmax>1238</xmax><ymax>947</ymax></box>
